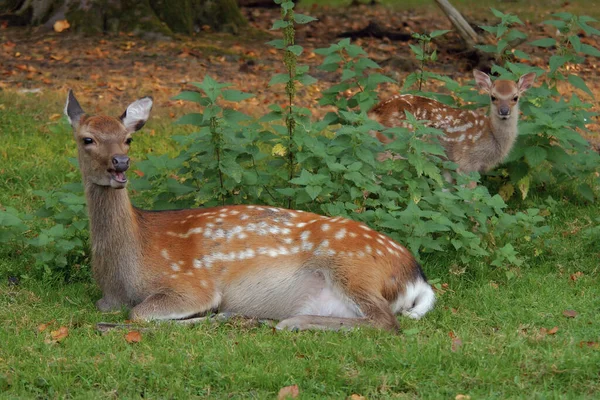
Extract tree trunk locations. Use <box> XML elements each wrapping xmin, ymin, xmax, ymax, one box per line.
<box><xmin>1</xmin><ymin>0</ymin><xmax>247</xmax><ymax>35</ymax></box>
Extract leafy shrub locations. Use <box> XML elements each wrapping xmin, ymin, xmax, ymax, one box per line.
<box><xmin>3</xmin><ymin>3</ymin><xmax>599</xmax><ymax>281</ymax></box>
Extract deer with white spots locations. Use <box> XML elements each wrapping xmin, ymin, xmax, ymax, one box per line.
<box><xmin>64</xmin><ymin>90</ymin><xmax>435</xmax><ymax>332</ymax></box>
<box><xmin>369</xmin><ymin>70</ymin><xmax>536</xmax><ymax>179</ymax></box>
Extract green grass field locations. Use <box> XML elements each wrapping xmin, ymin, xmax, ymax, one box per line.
<box><xmin>1</xmin><ymin>89</ymin><xmax>599</xmax><ymax>399</ymax></box>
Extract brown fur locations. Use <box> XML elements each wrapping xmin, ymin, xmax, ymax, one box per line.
<box><xmin>368</xmin><ymin>70</ymin><xmax>536</xmax><ymax>175</ymax></box>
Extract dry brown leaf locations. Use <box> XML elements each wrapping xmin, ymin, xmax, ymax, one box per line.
<box><xmin>53</xmin><ymin>20</ymin><xmax>70</xmax><ymax>33</ymax></box>
<box><xmin>125</xmin><ymin>330</ymin><xmax>142</xmax><ymax>343</ymax></box>
<box><xmin>570</xmin><ymin>272</ymin><xmax>584</xmax><ymax>281</ymax></box>
<box><xmin>49</xmin><ymin>113</ymin><xmax>62</xmax><ymax>121</ymax></box>
<box><xmin>37</xmin><ymin>320</ymin><xmax>55</xmax><ymax>332</ymax></box>
<box><xmin>277</xmin><ymin>384</ymin><xmax>299</xmax><ymax>399</ymax></box>
<box><xmin>563</xmin><ymin>309</ymin><xmax>578</xmax><ymax>318</ymax></box>
<box><xmin>50</xmin><ymin>326</ymin><xmax>69</xmax><ymax>342</ymax></box>
<box><xmin>349</xmin><ymin>395</ymin><xmax>366</xmax><ymax>400</ymax></box>
<box><xmin>578</xmin><ymin>341</ymin><xmax>599</xmax><ymax>349</ymax></box>
<box><xmin>455</xmin><ymin>395</ymin><xmax>471</xmax><ymax>400</ymax></box>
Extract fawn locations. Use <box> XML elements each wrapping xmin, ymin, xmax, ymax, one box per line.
<box><xmin>64</xmin><ymin>90</ymin><xmax>435</xmax><ymax>332</ymax></box>
<box><xmin>368</xmin><ymin>70</ymin><xmax>536</xmax><ymax>178</ymax></box>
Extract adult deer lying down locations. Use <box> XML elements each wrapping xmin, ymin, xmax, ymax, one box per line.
<box><xmin>64</xmin><ymin>91</ymin><xmax>435</xmax><ymax>332</ymax></box>
<box><xmin>369</xmin><ymin>70</ymin><xmax>536</xmax><ymax>177</ymax></box>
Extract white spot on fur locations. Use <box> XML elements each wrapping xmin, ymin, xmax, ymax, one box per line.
<box><xmin>161</xmin><ymin>249</ymin><xmax>170</xmax><ymax>260</ymax></box>
<box><xmin>170</xmin><ymin>263</ymin><xmax>180</xmax><ymax>272</ymax></box>
<box><xmin>335</xmin><ymin>228</ymin><xmax>347</xmax><ymax>240</ymax></box>
<box><xmin>300</xmin><ymin>231</ymin><xmax>311</xmax><ymax>241</ymax></box>
<box><xmin>321</xmin><ymin>224</ymin><xmax>331</xmax><ymax>232</ymax></box>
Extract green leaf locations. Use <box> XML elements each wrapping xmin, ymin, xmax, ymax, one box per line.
<box><xmin>222</xmin><ymin>109</ymin><xmax>252</xmax><ymax>124</ymax></box>
<box><xmin>166</xmin><ymin>179</ymin><xmax>196</xmax><ymax>195</ymax></box>
<box><xmin>577</xmin><ymin>183</ymin><xmax>595</xmax><ymax>202</ymax></box>
<box><xmin>567</xmin><ymin>74</ymin><xmax>594</xmax><ymax>98</ymax></box>
<box><xmin>171</xmin><ymin>91</ymin><xmax>208</xmax><ymax>105</ymax></box>
<box><xmin>0</xmin><ymin>210</ymin><xmax>24</xmax><ymax>227</ymax></box>
<box><xmin>549</xmin><ymin>55</ymin><xmax>569</xmax><ymax>74</ymax></box>
<box><xmin>269</xmin><ymin>73</ymin><xmax>290</xmax><ymax>86</ymax></box>
<box><xmin>580</xmin><ymin>44</ymin><xmax>600</xmax><ymax>57</ymax></box>
<box><xmin>287</xmin><ymin>45</ymin><xmax>303</xmax><ymax>56</ymax></box>
<box><xmin>524</xmin><ymin>147</ymin><xmax>547</xmax><ymax>167</ymax></box>
<box><xmin>174</xmin><ymin>113</ymin><xmax>204</xmax><ymax>126</ymax></box>
<box><xmin>305</xmin><ymin>185</ymin><xmax>322</xmax><ymax>200</ymax></box>
<box><xmin>266</xmin><ymin>39</ymin><xmax>286</xmax><ymax>49</ymax></box>
<box><xmin>271</xmin><ymin>20</ymin><xmax>290</xmax><ymax>30</ymax></box>
<box><xmin>528</xmin><ymin>38</ymin><xmax>556</xmax><ymax>47</ymax></box>
<box><xmin>430</xmin><ymin>29</ymin><xmax>451</xmax><ymax>38</ymax></box>
<box><xmin>222</xmin><ymin>90</ymin><xmax>254</xmax><ymax>102</ymax></box>
<box><xmin>293</xmin><ymin>13</ymin><xmax>318</xmax><ymax>24</ymax></box>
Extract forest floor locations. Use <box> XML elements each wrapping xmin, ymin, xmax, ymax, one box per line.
<box><xmin>1</xmin><ymin>1</ymin><xmax>599</xmax><ymax>143</ymax></box>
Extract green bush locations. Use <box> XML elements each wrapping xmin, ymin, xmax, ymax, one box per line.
<box><xmin>2</xmin><ymin>2</ymin><xmax>598</xmax><ymax>281</ymax></box>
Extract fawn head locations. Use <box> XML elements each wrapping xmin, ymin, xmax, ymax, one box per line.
<box><xmin>473</xmin><ymin>70</ymin><xmax>536</xmax><ymax>121</ymax></box>
<box><xmin>64</xmin><ymin>90</ymin><xmax>153</xmax><ymax>189</ymax></box>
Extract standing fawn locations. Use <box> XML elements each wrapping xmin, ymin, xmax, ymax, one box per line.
<box><xmin>368</xmin><ymin>70</ymin><xmax>536</xmax><ymax>178</ymax></box>
<box><xmin>64</xmin><ymin>90</ymin><xmax>435</xmax><ymax>332</ymax></box>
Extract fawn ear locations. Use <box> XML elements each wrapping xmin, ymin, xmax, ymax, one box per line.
<box><xmin>64</xmin><ymin>90</ymin><xmax>85</xmax><ymax>129</ymax></box>
<box><xmin>473</xmin><ymin>70</ymin><xmax>493</xmax><ymax>92</ymax></box>
<box><xmin>517</xmin><ymin>72</ymin><xmax>536</xmax><ymax>93</ymax></box>
<box><xmin>120</xmin><ymin>96</ymin><xmax>153</xmax><ymax>133</ymax></box>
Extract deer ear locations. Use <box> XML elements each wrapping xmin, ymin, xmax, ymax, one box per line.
<box><xmin>64</xmin><ymin>90</ymin><xmax>85</xmax><ymax>129</ymax></box>
<box><xmin>120</xmin><ymin>96</ymin><xmax>153</xmax><ymax>133</ymax></box>
<box><xmin>473</xmin><ymin>70</ymin><xmax>493</xmax><ymax>92</ymax></box>
<box><xmin>517</xmin><ymin>72</ymin><xmax>536</xmax><ymax>92</ymax></box>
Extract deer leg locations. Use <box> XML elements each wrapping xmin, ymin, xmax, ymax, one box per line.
<box><xmin>130</xmin><ymin>291</ymin><xmax>216</xmax><ymax>322</ymax></box>
<box><xmin>277</xmin><ymin>295</ymin><xmax>400</xmax><ymax>332</ymax></box>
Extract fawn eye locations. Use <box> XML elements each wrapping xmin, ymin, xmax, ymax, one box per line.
<box><xmin>491</xmin><ymin>95</ymin><xmax>497</xmax><ymax>102</ymax></box>
<box><xmin>125</xmin><ymin>138</ymin><xmax>133</xmax><ymax>145</ymax></box>
<box><xmin>513</xmin><ymin>96</ymin><xmax>519</xmax><ymax>101</ymax></box>
<box><xmin>83</xmin><ymin>138</ymin><xmax>94</xmax><ymax>145</ymax></box>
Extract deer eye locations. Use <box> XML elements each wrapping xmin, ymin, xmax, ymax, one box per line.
<box><xmin>125</xmin><ymin>138</ymin><xmax>133</xmax><ymax>145</ymax></box>
<box><xmin>513</xmin><ymin>96</ymin><xmax>519</xmax><ymax>101</ymax></box>
<box><xmin>491</xmin><ymin>95</ymin><xmax>497</xmax><ymax>102</ymax></box>
<box><xmin>83</xmin><ymin>138</ymin><xmax>94</xmax><ymax>145</ymax></box>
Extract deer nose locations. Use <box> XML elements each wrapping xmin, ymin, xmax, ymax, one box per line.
<box><xmin>112</xmin><ymin>155</ymin><xmax>130</xmax><ymax>172</ymax></box>
<box><xmin>499</xmin><ymin>106</ymin><xmax>510</xmax><ymax>116</ymax></box>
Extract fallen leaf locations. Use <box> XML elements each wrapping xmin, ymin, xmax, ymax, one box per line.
<box><xmin>578</xmin><ymin>341</ymin><xmax>599</xmax><ymax>349</ymax></box>
<box><xmin>455</xmin><ymin>395</ymin><xmax>471</xmax><ymax>400</ymax></box>
<box><xmin>49</xmin><ymin>113</ymin><xmax>62</xmax><ymax>121</ymax></box>
<box><xmin>570</xmin><ymin>272</ymin><xmax>584</xmax><ymax>281</ymax></box>
<box><xmin>124</xmin><ymin>330</ymin><xmax>142</xmax><ymax>343</ymax></box>
<box><xmin>37</xmin><ymin>320</ymin><xmax>55</xmax><ymax>332</ymax></box>
<box><xmin>277</xmin><ymin>384</ymin><xmax>299</xmax><ymax>399</ymax></box>
<box><xmin>50</xmin><ymin>326</ymin><xmax>69</xmax><ymax>342</ymax></box>
<box><xmin>133</xmin><ymin>170</ymin><xmax>144</xmax><ymax>177</ymax></box>
<box><xmin>53</xmin><ymin>20</ymin><xmax>70</xmax><ymax>33</ymax></box>
<box><xmin>563</xmin><ymin>309</ymin><xmax>578</xmax><ymax>318</ymax></box>
<box><xmin>349</xmin><ymin>395</ymin><xmax>366</xmax><ymax>400</ymax></box>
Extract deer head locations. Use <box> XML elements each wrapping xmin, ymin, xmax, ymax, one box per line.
<box><xmin>473</xmin><ymin>70</ymin><xmax>536</xmax><ymax>121</ymax></box>
<box><xmin>64</xmin><ymin>90</ymin><xmax>153</xmax><ymax>189</ymax></box>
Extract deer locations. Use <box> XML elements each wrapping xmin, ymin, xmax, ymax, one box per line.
<box><xmin>368</xmin><ymin>70</ymin><xmax>536</xmax><ymax>183</ymax></box>
<box><xmin>64</xmin><ymin>90</ymin><xmax>435</xmax><ymax>332</ymax></box>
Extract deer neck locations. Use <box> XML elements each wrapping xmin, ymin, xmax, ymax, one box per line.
<box><xmin>488</xmin><ymin>105</ymin><xmax>520</xmax><ymax>160</ymax></box>
<box><xmin>84</xmin><ymin>182</ymin><xmax>144</xmax><ymax>304</ymax></box>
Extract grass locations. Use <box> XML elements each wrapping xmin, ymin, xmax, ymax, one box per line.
<box><xmin>1</xmin><ymin>89</ymin><xmax>599</xmax><ymax>398</ymax></box>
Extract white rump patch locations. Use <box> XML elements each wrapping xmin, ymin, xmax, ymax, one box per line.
<box><xmin>391</xmin><ymin>280</ymin><xmax>436</xmax><ymax>319</ymax></box>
